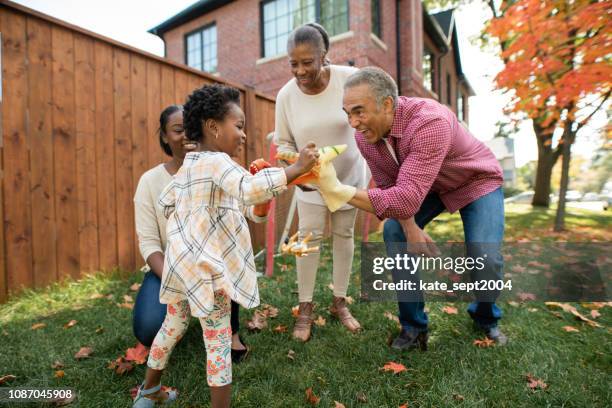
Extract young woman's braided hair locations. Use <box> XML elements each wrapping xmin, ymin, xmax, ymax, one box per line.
<box><xmin>183</xmin><ymin>84</ymin><xmax>241</xmax><ymax>142</ymax></box>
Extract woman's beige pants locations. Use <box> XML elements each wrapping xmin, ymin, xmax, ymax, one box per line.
<box><xmin>296</xmin><ymin>200</ymin><xmax>357</xmax><ymax>302</ymax></box>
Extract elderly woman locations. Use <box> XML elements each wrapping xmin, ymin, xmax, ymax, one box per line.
<box><xmin>274</xmin><ymin>23</ymin><xmax>368</xmax><ymax>342</ymax></box>
<box><xmin>132</xmin><ymin>105</ymin><xmax>248</xmax><ymax>362</ymax></box>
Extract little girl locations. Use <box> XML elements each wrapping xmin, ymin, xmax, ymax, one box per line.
<box><xmin>132</xmin><ymin>84</ymin><xmax>319</xmax><ymax>408</ymax></box>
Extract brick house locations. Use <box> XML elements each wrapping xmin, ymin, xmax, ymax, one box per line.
<box><xmin>150</xmin><ymin>0</ymin><xmax>474</xmax><ymax>124</ymax></box>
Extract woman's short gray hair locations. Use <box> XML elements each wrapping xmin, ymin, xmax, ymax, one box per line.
<box><xmin>344</xmin><ymin>66</ymin><xmax>398</xmax><ymax>107</ymax></box>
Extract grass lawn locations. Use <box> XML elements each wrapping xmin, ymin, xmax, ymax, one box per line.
<box><xmin>1</xmin><ymin>205</ymin><xmax>611</xmax><ymax>407</ymax></box>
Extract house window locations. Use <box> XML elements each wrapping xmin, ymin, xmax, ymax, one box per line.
<box><xmin>457</xmin><ymin>92</ymin><xmax>465</xmax><ymax>122</ymax></box>
<box><xmin>371</xmin><ymin>0</ymin><xmax>381</xmax><ymax>38</ymax></box>
<box><xmin>422</xmin><ymin>48</ymin><xmax>433</xmax><ymax>92</ymax></box>
<box><xmin>446</xmin><ymin>73</ymin><xmax>452</xmax><ymax>105</ymax></box>
<box><xmin>261</xmin><ymin>0</ymin><xmax>349</xmax><ymax>58</ymax></box>
<box><xmin>185</xmin><ymin>24</ymin><xmax>217</xmax><ymax>73</ymax></box>
<box><xmin>320</xmin><ymin>0</ymin><xmax>349</xmax><ymax>37</ymax></box>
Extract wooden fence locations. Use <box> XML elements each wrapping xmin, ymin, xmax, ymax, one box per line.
<box><xmin>0</xmin><ymin>0</ymin><xmax>377</xmax><ymax>302</ymax></box>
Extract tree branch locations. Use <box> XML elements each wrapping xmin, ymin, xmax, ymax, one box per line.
<box><xmin>576</xmin><ymin>91</ymin><xmax>611</xmax><ymax>131</ymax></box>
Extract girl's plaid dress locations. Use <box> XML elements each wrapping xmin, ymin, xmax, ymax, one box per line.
<box><xmin>157</xmin><ymin>151</ymin><xmax>287</xmax><ymax>317</ymax></box>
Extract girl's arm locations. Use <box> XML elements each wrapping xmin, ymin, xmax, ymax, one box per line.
<box><xmin>210</xmin><ymin>146</ymin><xmax>318</xmax><ymax>206</ymax></box>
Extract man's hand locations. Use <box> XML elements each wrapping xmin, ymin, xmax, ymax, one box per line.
<box><xmin>316</xmin><ymin>160</ymin><xmax>356</xmax><ymax>212</ymax></box>
<box><xmin>399</xmin><ymin>218</ymin><xmax>440</xmax><ymax>257</ymax></box>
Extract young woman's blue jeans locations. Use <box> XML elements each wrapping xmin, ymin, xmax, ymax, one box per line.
<box><xmin>132</xmin><ymin>271</ymin><xmax>240</xmax><ymax>346</ymax></box>
<box><xmin>383</xmin><ymin>187</ymin><xmax>505</xmax><ymax>333</ymax></box>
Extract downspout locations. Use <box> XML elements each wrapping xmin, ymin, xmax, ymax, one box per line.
<box><xmin>396</xmin><ymin>0</ymin><xmax>402</xmax><ymax>95</ymax></box>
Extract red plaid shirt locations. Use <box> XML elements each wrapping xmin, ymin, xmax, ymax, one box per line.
<box><xmin>356</xmin><ymin>97</ymin><xmax>503</xmax><ymax>220</ymax></box>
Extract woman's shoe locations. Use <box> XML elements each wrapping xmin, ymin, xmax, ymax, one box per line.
<box><xmin>292</xmin><ymin>302</ymin><xmax>314</xmax><ymax>342</ymax></box>
<box><xmin>231</xmin><ymin>335</ymin><xmax>250</xmax><ymax>363</ymax></box>
<box><xmin>133</xmin><ymin>382</ymin><xmax>178</xmax><ymax>407</ymax></box>
<box><xmin>329</xmin><ymin>296</ymin><xmax>361</xmax><ymax>333</ymax></box>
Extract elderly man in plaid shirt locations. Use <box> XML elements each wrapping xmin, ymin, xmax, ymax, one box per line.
<box><xmin>319</xmin><ymin>66</ymin><xmax>507</xmax><ymax>350</ymax></box>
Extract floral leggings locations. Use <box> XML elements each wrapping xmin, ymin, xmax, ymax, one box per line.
<box><xmin>147</xmin><ymin>291</ymin><xmax>232</xmax><ymax>387</ymax></box>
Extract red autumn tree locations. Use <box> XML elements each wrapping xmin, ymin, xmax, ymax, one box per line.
<box><xmin>486</xmin><ymin>0</ymin><xmax>611</xmax><ymax>227</ymax></box>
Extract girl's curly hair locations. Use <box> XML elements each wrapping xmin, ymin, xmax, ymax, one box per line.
<box><xmin>183</xmin><ymin>84</ymin><xmax>241</xmax><ymax>142</ymax></box>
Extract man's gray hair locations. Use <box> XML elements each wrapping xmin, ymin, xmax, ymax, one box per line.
<box><xmin>344</xmin><ymin>66</ymin><xmax>398</xmax><ymax>107</ymax></box>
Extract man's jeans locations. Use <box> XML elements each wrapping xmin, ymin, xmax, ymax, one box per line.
<box><xmin>383</xmin><ymin>187</ymin><xmax>505</xmax><ymax>332</ymax></box>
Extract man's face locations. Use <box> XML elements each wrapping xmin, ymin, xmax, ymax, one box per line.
<box><xmin>343</xmin><ymin>83</ymin><xmax>393</xmax><ymax>144</ymax></box>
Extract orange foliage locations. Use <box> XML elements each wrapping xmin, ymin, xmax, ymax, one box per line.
<box><xmin>486</xmin><ymin>0</ymin><xmax>611</xmax><ymax>129</ymax></box>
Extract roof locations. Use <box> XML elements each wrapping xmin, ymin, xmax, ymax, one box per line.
<box><xmin>429</xmin><ymin>8</ymin><xmax>475</xmax><ymax>96</ymax></box>
<box><xmin>148</xmin><ymin>0</ymin><xmax>233</xmax><ymax>36</ymax></box>
<box><xmin>432</xmin><ymin>9</ymin><xmax>454</xmax><ymax>38</ymax></box>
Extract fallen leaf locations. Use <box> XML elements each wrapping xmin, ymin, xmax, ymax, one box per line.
<box><xmin>334</xmin><ymin>401</ymin><xmax>346</xmax><ymax>408</ymax></box>
<box><xmin>125</xmin><ymin>343</ymin><xmax>149</xmax><ymax>364</ymax></box>
<box><xmin>327</xmin><ymin>283</ymin><xmax>334</xmax><ymax>291</ymax></box>
<box><xmin>305</xmin><ymin>387</ymin><xmax>320</xmax><ymax>405</ymax></box>
<box><xmin>291</xmin><ymin>305</ymin><xmax>300</xmax><ymax>318</ymax></box>
<box><xmin>525</xmin><ymin>373</ymin><xmax>548</xmax><ymax>391</ymax></box>
<box><xmin>273</xmin><ymin>324</ymin><xmax>288</xmax><ymax>333</ymax></box>
<box><xmin>129</xmin><ymin>283</ymin><xmax>141</xmax><ymax>292</ymax></box>
<box><xmin>518</xmin><ymin>292</ymin><xmax>536</xmax><ymax>301</ymax></box>
<box><xmin>54</xmin><ymin>370</ymin><xmax>65</xmax><ymax>378</ymax></box>
<box><xmin>473</xmin><ymin>337</ymin><xmax>495</xmax><ymax>348</ymax></box>
<box><xmin>261</xmin><ymin>304</ymin><xmax>279</xmax><ymax>318</ymax></box>
<box><xmin>0</xmin><ymin>374</ymin><xmax>16</xmax><ymax>384</ymax></box>
<box><xmin>108</xmin><ymin>357</ymin><xmax>134</xmax><ymax>375</ymax></box>
<box><xmin>63</xmin><ymin>320</ymin><xmax>77</xmax><ymax>329</ymax></box>
<box><xmin>246</xmin><ymin>310</ymin><xmax>268</xmax><ymax>331</ymax></box>
<box><xmin>381</xmin><ymin>361</ymin><xmax>407</xmax><ymax>374</ymax></box>
<box><xmin>345</xmin><ymin>296</ymin><xmax>354</xmax><ymax>304</ymax></box>
<box><xmin>508</xmin><ymin>301</ymin><xmax>520</xmax><ymax>307</ymax></box>
<box><xmin>453</xmin><ymin>393</ymin><xmax>465</xmax><ymax>401</ymax></box>
<box><xmin>123</xmin><ymin>294</ymin><xmax>134</xmax><ymax>303</ymax></box>
<box><xmin>581</xmin><ymin>302</ymin><xmax>612</xmax><ymax>310</ymax></box>
<box><xmin>117</xmin><ymin>302</ymin><xmax>134</xmax><ymax>310</ymax></box>
<box><xmin>313</xmin><ymin>316</ymin><xmax>326</xmax><ymax>326</ymax></box>
<box><xmin>287</xmin><ymin>349</ymin><xmax>296</xmax><ymax>360</ymax></box>
<box><xmin>356</xmin><ymin>391</ymin><xmax>368</xmax><ymax>403</ymax></box>
<box><xmin>510</xmin><ymin>265</ymin><xmax>526</xmax><ymax>273</ymax></box>
<box><xmin>590</xmin><ymin>310</ymin><xmax>601</xmax><ymax>319</ymax></box>
<box><xmin>95</xmin><ymin>326</ymin><xmax>104</xmax><ymax>334</ymax></box>
<box><xmin>31</xmin><ymin>323</ymin><xmax>46</xmax><ymax>330</ymax></box>
<box><xmin>74</xmin><ymin>347</ymin><xmax>93</xmax><ymax>360</ymax></box>
<box><xmin>562</xmin><ymin>326</ymin><xmax>579</xmax><ymax>332</ymax></box>
<box><xmin>89</xmin><ymin>293</ymin><xmax>105</xmax><ymax>300</ymax></box>
<box><xmin>442</xmin><ymin>306</ymin><xmax>458</xmax><ymax>315</ymax></box>
<box><xmin>52</xmin><ymin>361</ymin><xmax>64</xmax><ymax>369</ymax></box>
<box><xmin>545</xmin><ymin>302</ymin><xmax>602</xmax><ymax>327</ymax></box>
<box><xmin>105</xmin><ymin>294</ymin><xmax>114</xmax><ymax>300</ymax></box>
<box><xmin>384</xmin><ymin>311</ymin><xmax>400</xmax><ymax>323</ymax></box>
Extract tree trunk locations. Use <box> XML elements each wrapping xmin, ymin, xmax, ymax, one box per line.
<box><xmin>531</xmin><ymin>121</ymin><xmax>558</xmax><ymax>207</ymax></box>
<box><xmin>554</xmin><ymin>129</ymin><xmax>575</xmax><ymax>232</ymax></box>
<box><xmin>533</xmin><ymin>146</ymin><xmax>554</xmax><ymax>207</ymax></box>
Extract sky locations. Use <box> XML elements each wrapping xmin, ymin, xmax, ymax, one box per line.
<box><xmin>13</xmin><ymin>0</ymin><xmax>605</xmax><ymax>167</ymax></box>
